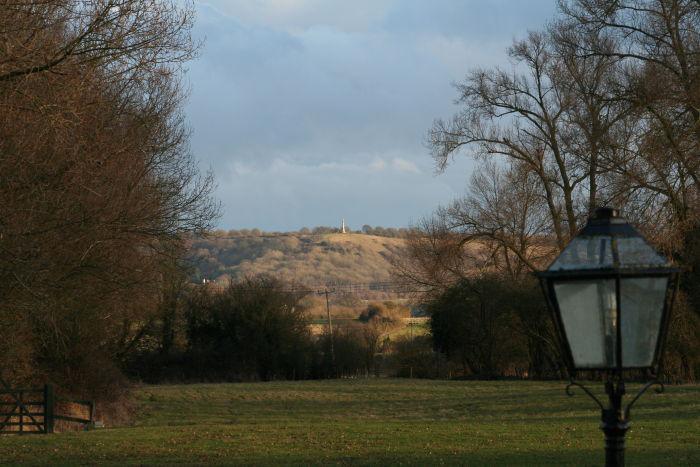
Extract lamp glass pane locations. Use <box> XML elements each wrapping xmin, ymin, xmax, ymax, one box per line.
<box><xmin>616</xmin><ymin>237</ymin><xmax>669</xmax><ymax>267</ymax></box>
<box><xmin>549</xmin><ymin>236</ymin><xmax>613</xmax><ymax>270</ymax></box>
<box><xmin>620</xmin><ymin>277</ymin><xmax>668</xmax><ymax>367</ymax></box>
<box><xmin>554</xmin><ymin>280</ymin><xmax>617</xmax><ymax>368</ymax></box>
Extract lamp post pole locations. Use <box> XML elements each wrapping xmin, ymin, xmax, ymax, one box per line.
<box><xmin>568</xmin><ymin>377</ymin><xmax>664</xmax><ymax>467</ymax></box>
<box><xmin>601</xmin><ymin>379</ymin><xmax>627</xmax><ymax>467</ymax></box>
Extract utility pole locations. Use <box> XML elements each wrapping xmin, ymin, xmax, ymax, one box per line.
<box><xmin>324</xmin><ymin>289</ymin><xmax>336</xmax><ymax>375</ymax></box>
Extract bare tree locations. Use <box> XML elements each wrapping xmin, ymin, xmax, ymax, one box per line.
<box><xmin>392</xmin><ymin>213</ymin><xmax>489</xmax><ymax>296</ymax></box>
<box><xmin>0</xmin><ymin>0</ymin><xmax>197</xmax><ymax>82</ymax></box>
<box><xmin>561</xmin><ymin>0</ymin><xmax>700</xmax><ymax>234</ymax></box>
<box><xmin>429</xmin><ymin>32</ymin><xmax>595</xmax><ymax>249</ymax></box>
<box><xmin>0</xmin><ymin>0</ymin><xmax>218</xmax><ymax>396</ymax></box>
<box><xmin>441</xmin><ymin>161</ymin><xmax>553</xmax><ymax>277</ymax></box>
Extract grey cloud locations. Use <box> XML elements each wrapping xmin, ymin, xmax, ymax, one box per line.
<box><xmin>186</xmin><ymin>1</ymin><xmax>558</xmax><ymax>229</ymax></box>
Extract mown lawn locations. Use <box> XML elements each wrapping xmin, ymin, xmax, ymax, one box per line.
<box><xmin>0</xmin><ymin>379</ymin><xmax>698</xmax><ymax>465</ymax></box>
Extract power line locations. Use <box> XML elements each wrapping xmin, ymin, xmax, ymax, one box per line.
<box><xmin>197</xmin><ymin>281</ymin><xmax>430</xmax><ymax>295</ymax></box>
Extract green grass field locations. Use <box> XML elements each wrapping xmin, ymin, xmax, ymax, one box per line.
<box><xmin>0</xmin><ymin>379</ymin><xmax>698</xmax><ymax>465</ymax></box>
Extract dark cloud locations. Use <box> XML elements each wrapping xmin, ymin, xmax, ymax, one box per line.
<box><xmin>186</xmin><ymin>1</ymin><xmax>558</xmax><ymax>230</ymax></box>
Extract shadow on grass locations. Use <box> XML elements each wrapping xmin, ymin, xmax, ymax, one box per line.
<box><xmin>250</xmin><ymin>445</ymin><xmax>698</xmax><ymax>467</ymax></box>
<box><xmin>120</xmin><ymin>447</ymin><xmax>698</xmax><ymax>466</ymax></box>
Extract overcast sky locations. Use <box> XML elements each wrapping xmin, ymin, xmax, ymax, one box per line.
<box><xmin>187</xmin><ymin>0</ymin><xmax>558</xmax><ymax>231</ymax></box>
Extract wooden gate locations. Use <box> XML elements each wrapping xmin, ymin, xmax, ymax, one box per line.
<box><xmin>0</xmin><ymin>385</ymin><xmax>51</xmax><ymax>434</ymax></box>
<box><xmin>0</xmin><ymin>384</ymin><xmax>95</xmax><ymax>434</ymax></box>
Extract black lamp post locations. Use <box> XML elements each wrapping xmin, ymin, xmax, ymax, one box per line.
<box><xmin>537</xmin><ymin>207</ymin><xmax>681</xmax><ymax>467</ymax></box>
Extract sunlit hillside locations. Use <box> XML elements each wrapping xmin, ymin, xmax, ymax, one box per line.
<box><xmin>187</xmin><ymin>233</ymin><xmax>406</xmax><ymax>287</ymax></box>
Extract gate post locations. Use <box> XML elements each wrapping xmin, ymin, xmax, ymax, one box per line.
<box><xmin>43</xmin><ymin>384</ymin><xmax>54</xmax><ymax>434</ymax></box>
<box><xmin>19</xmin><ymin>390</ymin><xmax>23</xmax><ymax>434</ymax></box>
<box><xmin>88</xmin><ymin>400</ymin><xmax>95</xmax><ymax>429</ymax></box>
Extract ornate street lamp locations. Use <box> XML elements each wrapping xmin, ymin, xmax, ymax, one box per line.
<box><xmin>537</xmin><ymin>207</ymin><xmax>681</xmax><ymax>467</ymax></box>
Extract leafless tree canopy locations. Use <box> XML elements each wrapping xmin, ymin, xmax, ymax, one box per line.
<box><xmin>400</xmin><ymin>0</ymin><xmax>700</xmax><ymax>380</ymax></box>
<box><xmin>419</xmin><ymin>0</ymin><xmax>699</xmax><ymax>281</ymax></box>
<box><xmin>0</xmin><ymin>0</ymin><xmax>218</xmax><ymax>396</ymax></box>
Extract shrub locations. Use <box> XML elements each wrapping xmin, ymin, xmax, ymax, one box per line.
<box><xmin>312</xmin><ymin>320</ymin><xmax>396</xmax><ymax>378</ymax></box>
<box><xmin>391</xmin><ymin>335</ymin><xmax>448</xmax><ymax>379</ymax></box>
<box><xmin>427</xmin><ymin>275</ymin><xmax>531</xmax><ymax>379</ymax></box>
<box><xmin>184</xmin><ymin>276</ymin><xmax>313</xmax><ymax>381</ymax></box>
<box><xmin>358</xmin><ymin>302</ymin><xmax>408</xmax><ymax>323</ymax></box>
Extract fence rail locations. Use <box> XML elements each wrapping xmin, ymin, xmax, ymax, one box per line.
<box><xmin>0</xmin><ymin>384</ymin><xmax>95</xmax><ymax>434</ymax></box>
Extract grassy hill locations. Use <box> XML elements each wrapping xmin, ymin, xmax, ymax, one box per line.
<box><xmin>0</xmin><ymin>379</ymin><xmax>698</xmax><ymax>465</ymax></box>
<box><xmin>187</xmin><ymin>233</ymin><xmax>406</xmax><ymax>287</ymax></box>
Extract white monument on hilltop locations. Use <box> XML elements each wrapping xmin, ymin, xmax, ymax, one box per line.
<box><xmin>341</xmin><ymin>218</ymin><xmax>346</xmax><ymax>234</ymax></box>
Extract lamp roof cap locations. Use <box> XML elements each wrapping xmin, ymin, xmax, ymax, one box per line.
<box><xmin>542</xmin><ymin>207</ymin><xmax>673</xmax><ymax>273</ymax></box>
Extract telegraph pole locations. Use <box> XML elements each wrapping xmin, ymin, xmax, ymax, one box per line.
<box><xmin>324</xmin><ymin>289</ymin><xmax>336</xmax><ymax>374</ymax></box>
